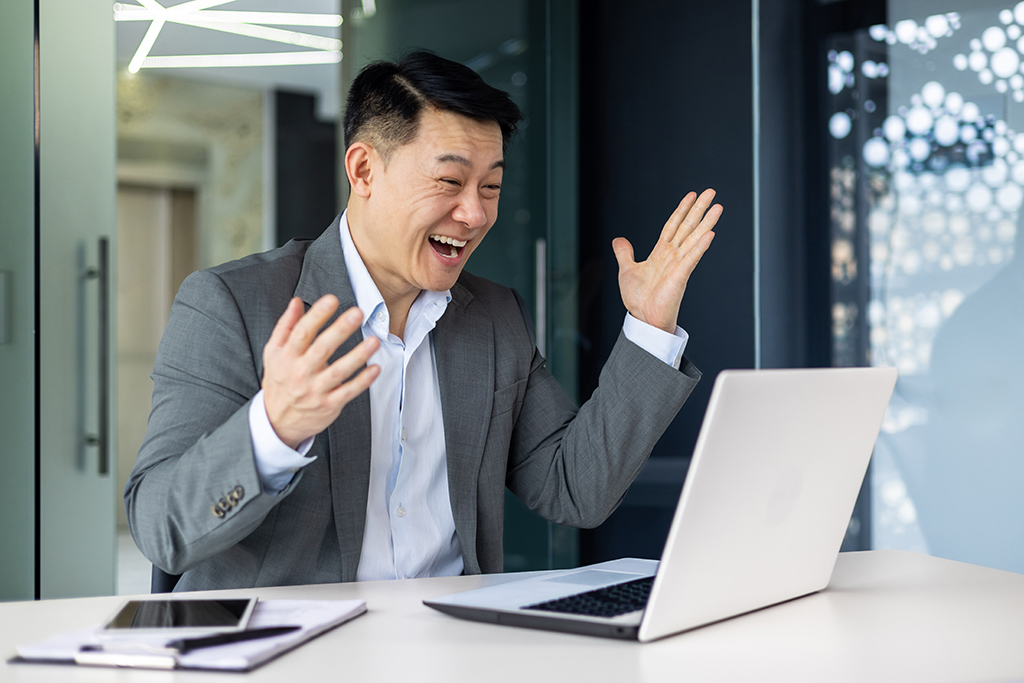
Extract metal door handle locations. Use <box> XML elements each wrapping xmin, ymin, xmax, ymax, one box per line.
<box><xmin>84</xmin><ymin>237</ymin><xmax>109</xmax><ymax>476</ymax></box>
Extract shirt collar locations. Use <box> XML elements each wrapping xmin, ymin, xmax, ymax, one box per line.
<box><xmin>338</xmin><ymin>210</ymin><xmax>451</xmax><ymax>335</ymax></box>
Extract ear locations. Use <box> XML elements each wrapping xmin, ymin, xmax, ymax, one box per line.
<box><xmin>345</xmin><ymin>142</ymin><xmax>377</xmax><ymax>198</ymax></box>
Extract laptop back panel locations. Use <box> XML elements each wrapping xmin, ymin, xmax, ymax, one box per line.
<box><xmin>638</xmin><ymin>367</ymin><xmax>897</xmax><ymax>641</ymax></box>
<box><xmin>424</xmin><ymin>367</ymin><xmax>897</xmax><ymax>642</ymax></box>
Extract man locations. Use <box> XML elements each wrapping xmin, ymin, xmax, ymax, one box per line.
<box><xmin>126</xmin><ymin>51</ymin><xmax>721</xmax><ymax>591</ymax></box>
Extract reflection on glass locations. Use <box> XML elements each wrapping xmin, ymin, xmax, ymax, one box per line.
<box><xmin>827</xmin><ymin>2</ymin><xmax>1024</xmax><ymax>572</ymax></box>
<box><xmin>114</xmin><ymin>1</ymin><xmax>343</xmax><ymax>534</ymax></box>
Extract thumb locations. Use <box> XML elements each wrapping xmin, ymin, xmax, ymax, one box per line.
<box><xmin>611</xmin><ymin>237</ymin><xmax>635</xmax><ymax>271</ymax></box>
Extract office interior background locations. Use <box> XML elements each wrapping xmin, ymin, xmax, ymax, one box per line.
<box><xmin>1</xmin><ymin>0</ymin><xmax>1021</xmax><ymax>601</ymax></box>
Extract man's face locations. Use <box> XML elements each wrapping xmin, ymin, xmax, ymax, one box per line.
<box><xmin>357</xmin><ymin>108</ymin><xmax>504</xmax><ymax>297</ymax></box>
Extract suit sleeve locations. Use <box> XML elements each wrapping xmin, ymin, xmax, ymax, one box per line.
<box><xmin>505</xmin><ymin>329</ymin><xmax>700</xmax><ymax>528</ymax></box>
<box><xmin>124</xmin><ymin>270</ymin><xmax>302</xmax><ymax>575</ymax></box>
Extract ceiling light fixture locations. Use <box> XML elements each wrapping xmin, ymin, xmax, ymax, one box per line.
<box><xmin>113</xmin><ymin>4</ymin><xmax>343</xmax><ymax>27</ymax></box>
<box><xmin>142</xmin><ymin>51</ymin><xmax>343</xmax><ymax>68</ymax></box>
<box><xmin>160</xmin><ymin>16</ymin><xmax>341</xmax><ymax>50</ymax></box>
<box><xmin>115</xmin><ymin>0</ymin><xmax>343</xmax><ymax>73</ymax></box>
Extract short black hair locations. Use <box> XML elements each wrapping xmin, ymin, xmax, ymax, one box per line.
<box><xmin>343</xmin><ymin>50</ymin><xmax>524</xmax><ymax>162</ymax></box>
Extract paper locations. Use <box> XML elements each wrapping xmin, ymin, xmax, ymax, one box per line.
<box><xmin>14</xmin><ymin>599</ymin><xmax>366</xmax><ymax>671</ymax></box>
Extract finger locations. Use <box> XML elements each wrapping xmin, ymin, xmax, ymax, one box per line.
<box><xmin>285</xmin><ymin>294</ymin><xmax>339</xmax><ymax>354</ymax></box>
<box><xmin>659</xmin><ymin>192</ymin><xmax>697</xmax><ymax>244</ymax></box>
<box><xmin>678</xmin><ymin>230</ymin><xmax>716</xmax><ymax>279</ymax></box>
<box><xmin>306</xmin><ymin>306</ymin><xmax>366</xmax><ymax>367</ymax></box>
<box><xmin>672</xmin><ymin>188</ymin><xmax>717</xmax><ymax>247</ymax></box>
<box><xmin>316</xmin><ymin>335</ymin><xmax>381</xmax><ymax>391</ymax></box>
<box><xmin>679</xmin><ymin>203</ymin><xmax>723</xmax><ymax>253</ymax></box>
<box><xmin>612</xmin><ymin>237</ymin><xmax>636</xmax><ymax>271</ymax></box>
<box><xmin>267</xmin><ymin>298</ymin><xmax>304</xmax><ymax>350</ymax></box>
<box><xmin>325</xmin><ymin>364</ymin><xmax>381</xmax><ymax>409</ymax></box>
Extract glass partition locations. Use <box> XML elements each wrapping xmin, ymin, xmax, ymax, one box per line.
<box><xmin>825</xmin><ymin>1</ymin><xmax>1024</xmax><ymax>572</ymax></box>
<box><xmin>339</xmin><ymin>0</ymin><xmax>580</xmax><ymax>571</ymax></box>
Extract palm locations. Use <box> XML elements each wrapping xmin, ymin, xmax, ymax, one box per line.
<box><xmin>614</xmin><ymin>190</ymin><xmax>721</xmax><ymax>333</ymax></box>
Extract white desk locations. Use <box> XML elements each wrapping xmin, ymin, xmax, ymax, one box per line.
<box><xmin>2</xmin><ymin>550</ymin><xmax>1023</xmax><ymax>682</ymax></box>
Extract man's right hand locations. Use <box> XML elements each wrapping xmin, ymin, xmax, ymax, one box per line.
<box><xmin>261</xmin><ymin>295</ymin><xmax>381</xmax><ymax>449</ymax></box>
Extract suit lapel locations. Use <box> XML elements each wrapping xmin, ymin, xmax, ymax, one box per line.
<box><xmin>294</xmin><ymin>217</ymin><xmax>371</xmax><ymax>583</ymax></box>
<box><xmin>434</xmin><ymin>281</ymin><xmax>493</xmax><ymax>574</ymax></box>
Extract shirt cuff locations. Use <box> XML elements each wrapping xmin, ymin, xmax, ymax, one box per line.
<box><xmin>249</xmin><ymin>389</ymin><xmax>316</xmax><ymax>495</ymax></box>
<box><xmin>622</xmin><ymin>313</ymin><xmax>689</xmax><ymax>370</ymax></box>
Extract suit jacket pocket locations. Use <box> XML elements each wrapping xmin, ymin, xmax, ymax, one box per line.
<box><xmin>491</xmin><ymin>378</ymin><xmax>527</xmax><ymax>419</ymax></box>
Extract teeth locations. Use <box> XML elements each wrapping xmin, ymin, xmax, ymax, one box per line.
<box><xmin>430</xmin><ymin>235</ymin><xmax>467</xmax><ymax>248</ymax></box>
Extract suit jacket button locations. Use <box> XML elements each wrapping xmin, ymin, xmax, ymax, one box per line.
<box><xmin>233</xmin><ymin>485</ymin><xmax>245</xmax><ymax>500</ymax></box>
<box><xmin>212</xmin><ymin>504</ymin><xmax>226</xmax><ymax>518</ymax></box>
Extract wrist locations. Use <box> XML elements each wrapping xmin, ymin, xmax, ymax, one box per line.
<box><xmin>629</xmin><ymin>310</ymin><xmax>676</xmax><ymax>335</ymax></box>
<box><xmin>263</xmin><ymin>397</ymin><xmax>304</xmax><ymax>449</ymax></box>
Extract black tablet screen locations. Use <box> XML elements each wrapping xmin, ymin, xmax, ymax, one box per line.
<box><xmin>106</xmin><ymin>599</ymin><xmax>252</xmax><ymax>629</ymax></box>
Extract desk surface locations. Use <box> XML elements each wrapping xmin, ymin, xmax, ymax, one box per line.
<box><xmin>2</xmin><ymin>550</ymin><xmax>1023</xmax><ymax>683</ymax></box>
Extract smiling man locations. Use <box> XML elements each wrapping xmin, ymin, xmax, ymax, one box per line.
<box><xmin>126</xmin><ymin>51</ymin><xmax>721</xmax><ymax>591</ymax></box>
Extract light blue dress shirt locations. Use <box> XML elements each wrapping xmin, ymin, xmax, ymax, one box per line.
<box><xmin>248</xmin><ymin>211</ymin><xmax>689</xmax><ymax>581</ymax></box>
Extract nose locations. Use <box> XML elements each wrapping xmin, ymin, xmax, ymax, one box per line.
<box><xmin>452</xmin><ymin>189</ymin><xmax>489</xmax><ymax>230</ymax></box>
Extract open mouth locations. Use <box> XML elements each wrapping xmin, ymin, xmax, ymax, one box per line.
<box><xmin>429</xmin><ymin>234</ymin><xmax>467</xmax><ymax>259</ymax></box>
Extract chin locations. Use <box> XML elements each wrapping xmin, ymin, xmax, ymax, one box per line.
<box><xmin>422</xmin><ymin>271</ymin><xmax>462</xmax><ymax>292</ymax></box>
<box><xmin>427</xmin><ymin>278</ymin><xmax>460</xmax><ymax>292</ymax></box>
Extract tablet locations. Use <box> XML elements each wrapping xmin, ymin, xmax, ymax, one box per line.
<box><xmin>98</xmin><ymin>597</ymin><xmax>258</xmax><ymax>638</ymax></box>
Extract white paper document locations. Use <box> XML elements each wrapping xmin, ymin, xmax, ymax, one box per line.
<box><xmin>14</xmin><ymin>599</ymin><xmax>366</xmax><ymax>671</ymax></box>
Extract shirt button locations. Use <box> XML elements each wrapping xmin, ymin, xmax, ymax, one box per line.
<box><xmin>401</xmin><ymin>429</ymin><xmax>407</xmax><ymax>440</ymax></box>
<box><xmin>397</xmin><ymin>506</ymin><xmax>406</xmax><ymax>517</ymax></box>
<box><xmin>376</xmin><ymin>310</ymin><xmax>385</xmax><ymax>321</ymax></box>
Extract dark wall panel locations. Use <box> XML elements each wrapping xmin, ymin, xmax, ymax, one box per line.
<box><xmin>275</xmin><ymin>91</ymin><xmax>338</xmax><ymax>246</ymax></box>
<box><xmin>759</xmin><ymin>0</ymin><xmax>808</xmax><ymax>370</ymax></box>
<box><xmin>579</xmin><ymin>0</ymin><xmax>755</xmax><ymax>562</ymax></box>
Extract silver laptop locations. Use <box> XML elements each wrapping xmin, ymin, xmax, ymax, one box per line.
<box><xmin>425</xmin><ymin>367</ymin><xmax>898</xmax><ymax>642</ymax></box>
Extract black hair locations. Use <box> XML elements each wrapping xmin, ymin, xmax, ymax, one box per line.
<box><xmin>343</xmin><ymin>50</ymin><xmax>524</xmax><ymax>161</ymax></box>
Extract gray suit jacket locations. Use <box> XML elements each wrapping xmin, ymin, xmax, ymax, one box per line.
<box><xmin>125</xmin><ymin>216</ymin><xmax>701</xmax><ymax>591</ymax></box>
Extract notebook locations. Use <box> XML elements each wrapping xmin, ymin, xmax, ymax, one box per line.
<box><xmin>12</xmin><ymin>599</ymin><xmax>366</xmax><ymax>671</ymax></box>
<box><xmin>425</xmin><ymin>367</ymin><xmax>898</xmax><ymax>642</ymax></box>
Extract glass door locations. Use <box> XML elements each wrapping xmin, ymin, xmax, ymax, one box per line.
<box><xmin>37</xmin><ymin>0</ymin><xmax>120</xmax><ymax>598</ymax></box>
<box><xmin>0</xmin><ymin>0</ymin><xmax>39</xmax><ymax>602</ymax></box>
<box><xmin>0</xmin><ymin>0</ymin><xmax>121</xmax><ymax>601</ymax></box>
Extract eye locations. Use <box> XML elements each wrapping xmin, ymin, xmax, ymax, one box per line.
<box><xmin>440</xmin><ymin>178</ymin><xmax>461</xmax><ymax>187</ymax></box>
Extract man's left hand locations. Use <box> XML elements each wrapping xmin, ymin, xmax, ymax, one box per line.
<box><xmin>612</xmin><ymin>188</ymin><xmax>722</xmax><ymax>334</ymax></box>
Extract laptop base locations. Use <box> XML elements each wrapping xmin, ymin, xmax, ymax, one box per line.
<box><xmin>424</xmin><ymin>602</ymin><xmax>641</xmax><ymax>640</ymax></box>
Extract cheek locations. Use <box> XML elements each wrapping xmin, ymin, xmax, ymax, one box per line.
<box><xmin>479</xmin><ymin>194</ymin><xmax>499</xmax><ymax>221</ymax></box>
<box><xmin>471</xmin><ymin>224</ymin><xmax>494</xmax><ymax>252</ymax></box>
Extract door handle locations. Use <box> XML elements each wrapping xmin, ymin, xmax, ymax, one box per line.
<box><xmin>84</xmin><ymin>237</ymin><xmax>109</xmax><ymax>476</ymax></box>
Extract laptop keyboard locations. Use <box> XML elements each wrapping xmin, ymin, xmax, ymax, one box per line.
<box><xmin>522</xmin><ymin>576</ymin><xmax>654</xmax><ymax>618</ymax></box>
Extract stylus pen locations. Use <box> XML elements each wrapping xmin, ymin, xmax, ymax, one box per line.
<box><xmin>166</xmin><ymin>625</ymin><xmax>301</xmax><ymax>654</ymax></box>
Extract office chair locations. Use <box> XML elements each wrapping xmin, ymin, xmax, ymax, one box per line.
<box><xmin>151</xmin><ymin>565</ymin><xmax>182</xmax><ymax>593</ymax></box>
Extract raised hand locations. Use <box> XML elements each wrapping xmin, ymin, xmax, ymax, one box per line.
<box><xmin>261</xmin><ymin>295</ymin><xmax>381</xmax><ymax>448</ymax></box>
<box><xmin>612</xmin><ymin>189</ymin><xmax>722</xmax><ymax>334</ymax></box>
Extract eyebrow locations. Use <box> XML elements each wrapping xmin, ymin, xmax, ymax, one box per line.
<box><xmin>435</xmin><ymin>153</ymin><xmax>505</xmax><ymax>170</ymax></box>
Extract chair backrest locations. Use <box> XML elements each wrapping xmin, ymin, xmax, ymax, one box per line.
<box><xmin>151</xmin><ymin>565</ymin><xmax>182</xmax><ymax>593</ymax></box>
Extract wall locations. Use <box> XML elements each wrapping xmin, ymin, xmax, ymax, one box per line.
<box><xmin>578</xmin><ymin>0</ymin><xmax>757</xmax><ymax>561</ymax></box>
<box><xmin>0</xmin><ymin>0</ymin><xmax>38</xmax><ymax>601</ymax></box>
<box><xmin>275</xmin><ymin>90</ymin><xmax>338</xmax><ymax>246</ymax></box>
<box><xmin>117</xmin><ymin>72</ymin><xmax>265</xmax><ymax>269</ymax></box>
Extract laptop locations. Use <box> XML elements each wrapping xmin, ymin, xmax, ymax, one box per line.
<box><xmin>425</xmin><ymin>367</ymin><xmax>898</xmax><ymax>642</ymax></box>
